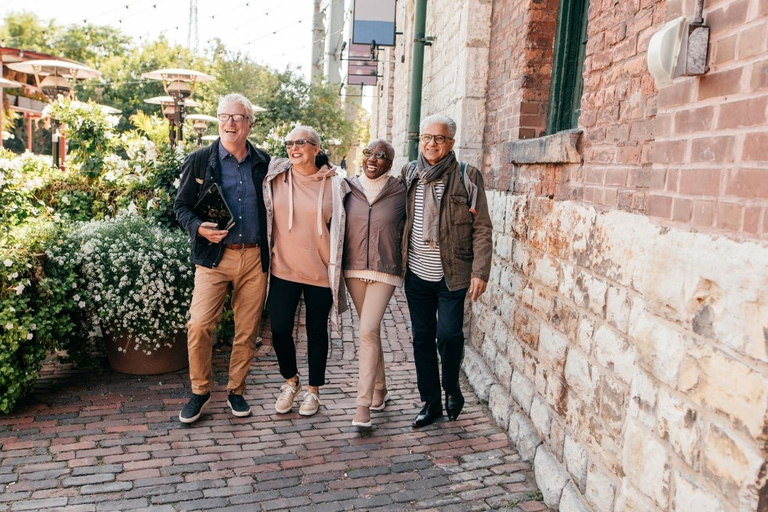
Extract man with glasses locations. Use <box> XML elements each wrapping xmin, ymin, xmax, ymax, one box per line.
<box><xmin>401</xmin><ymin>114</ymin><xmax>493</xmax><ymax>428</ymax></box>
<box><xmin>174</xmin><ymin>93</ymin><xmax>270</xmax><ymax>424</ymax></box>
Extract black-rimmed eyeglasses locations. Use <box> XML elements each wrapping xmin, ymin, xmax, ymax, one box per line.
<box><xmin>362</xmin><ymin>148</ymin><xmax>392</xmax><ymax>160</ymax></box>
<box><xmin>217</xmin><ymin>113</ymin><xmax>249</xmax><ymax>123</ymax></box>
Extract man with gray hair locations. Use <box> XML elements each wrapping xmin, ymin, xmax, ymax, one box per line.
<box><xmin>174</xmin><ymin>93</ymin><xmax>270</xmax><ymax>423</ymax></box>
<box><xmin>401</xmin><ymin>114</ymin><xmax>493</xmax><ymax>428</ymax></box>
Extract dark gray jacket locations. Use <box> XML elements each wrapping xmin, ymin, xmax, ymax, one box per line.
<box><xmin>342</xmin><ymin>175</ymin><xmax>406</xmax><ymax>277</ymax></box>
<box><xmin>174</xmin><ymin>139</ymin><xmax>270</xmax><ymax>269</ymax></box>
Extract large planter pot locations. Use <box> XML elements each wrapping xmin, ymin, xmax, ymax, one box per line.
<box><xmin>104</xmin><ymin>330</ymin><xmax>188</xmax><ymax>375</ymax></box>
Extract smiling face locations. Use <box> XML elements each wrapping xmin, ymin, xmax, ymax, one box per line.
<box><xmin>420</xmin><ymin>122</ymin><xmax>455</xmax><ymax>165</ymax></box>
<box><xmin>286</xmin><ymin>128</ymin><xmax>320</xmax><ymax>169</ymax></box>
<box><xmin>362</xmin><ymin>140</ymin><xmax>394</xmax><ymax>180</ymax></box>
<box><xmin>217</xmin><ymin>101</ymin><xmax>252</xmax><ymax>153</ymax></box>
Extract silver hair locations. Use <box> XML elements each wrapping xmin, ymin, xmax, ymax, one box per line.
<box><xmin>420</xmin><ymin>114</ymin><xmax>456</xmax><ymax>138</ymax></box>
<box><xmin>367</xmin><ymin>138</ymin><xmax>395</xmax><ymax>160</ymax></box>
<box><xmin>218</xmin><ymin>93</ymin><xmax>254</xmax><ymax>123</ymax></box>
<box><xmin>290</xmin><ymin>125</ymin><xmax>322</xmax><ymax>147</ymax></box>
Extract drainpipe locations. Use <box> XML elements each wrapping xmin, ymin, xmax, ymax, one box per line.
<box><xmin>407</xmin><ymin>0</ymin><xmax>428</xmax><ymax>161</ymax></box>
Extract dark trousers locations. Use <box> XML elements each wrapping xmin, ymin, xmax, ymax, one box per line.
<box><xmin>268</xmin><ymin>275</ymin><xmax>333</xmax><ymax>387</ymax></box>
<box><xmin>404</xmin><ymin>270</ymin><xmax>468</xmax><ymax>406</ymax></box>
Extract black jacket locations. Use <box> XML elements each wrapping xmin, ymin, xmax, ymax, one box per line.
<box><xmin>174</xmin><ymin>139</ymin><xmax>270</xmax><ymax>269</ymax></box>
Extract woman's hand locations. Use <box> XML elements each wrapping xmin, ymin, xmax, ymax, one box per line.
<box><xmin>197</xmin><ymin>222</ymin><xmax>229</xmax><ymax>243</ymax></box>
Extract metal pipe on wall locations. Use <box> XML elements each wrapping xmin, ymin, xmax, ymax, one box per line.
<box><xmin>407</xmin><ymin>0</ymin><xmax>427</xmax><ymax>161</ymax></box>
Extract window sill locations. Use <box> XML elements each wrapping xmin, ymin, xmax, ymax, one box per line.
<box><xmin>506</xmin><ymin>129</ymin><xmax>583</xmax><ymax>164</ymax></box>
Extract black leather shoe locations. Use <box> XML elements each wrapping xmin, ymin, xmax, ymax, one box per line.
<box><xmin>412</xmin><ymin>403</ymin><xmax>443</xmax><ymax>428</ymax></box>
<box><xmin>446</xmin><ymin>391</ymin><xmax>464</xmax><ymax>420</ymax></box>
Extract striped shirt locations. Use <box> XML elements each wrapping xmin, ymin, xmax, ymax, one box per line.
<box><xmin>408</xmin><ymin>180</ymin><xmax>445</xmax><ymax>281</ymax></box>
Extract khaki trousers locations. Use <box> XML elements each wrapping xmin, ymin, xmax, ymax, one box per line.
<box><xmin>345</xmin><ymin>278</ymin><xmax>396</xmax><ymax>406</ymax></box>
<box><xmin>187</xmin><ymin>246</ymin><xmax>266</xmax><ymax>395</ymax></box>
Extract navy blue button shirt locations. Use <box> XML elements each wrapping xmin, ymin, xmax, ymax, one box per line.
<box><xmin>218</xmin><ymin>143</ymin><xmax>259</xmax><ymax>245</ymax></box>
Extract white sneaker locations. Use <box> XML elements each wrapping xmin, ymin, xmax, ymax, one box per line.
<box><xmin>275</xmin><ymin>378</ymin><xmax>301</xmax><ymax>414</ymax></box>
<box><xmin>299</xmin><ymin>391</ymin><xmax>320</xmax><ymax>416</ymax></box>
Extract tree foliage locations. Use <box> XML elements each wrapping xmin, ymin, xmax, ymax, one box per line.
<box><xmin>1</xmin><ymin>11</ymin><xmax>358</xmax><ymax>155</ymax></box>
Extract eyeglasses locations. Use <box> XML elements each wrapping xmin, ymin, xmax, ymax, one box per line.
<box><xmin>217</xmin><ymin>113</ymin><xmax>249</xmax><ymax>123</ymax></box>
<box><xmin>284</xmin><ymin>139</ymin><xmax>317</xmax><ymax>149</ymax></box>
<box><xmin>362</xmin><ymin>148</ymin><xmax>392</xmax><ymax>160</ymax></box>
<box><xmin>419</xmin><ymin>134</ymin><xmax>452</xmax><ymax>144</ymax></box>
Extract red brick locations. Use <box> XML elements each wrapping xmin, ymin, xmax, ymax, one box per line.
<box><xmin>652</xmin><ymin>140</ymin><xmax>688</xmax><ymax>164</ymax></box>
<box><xmin>697</xmin><ymin>68</ymin><xmax>743</xmax><ymax>100</ymax></box>
<box><xmin>751</xmin><ymin>60</ymin><xmax>768</xmax><ymax>91</ymax></box>
<box><xmin>679</xmin><ymin>169</ymin><xmax>722</xmax><ymax>195</ymax></box>
<box><xmin>605</xmin><ymin>168</ymin><xmax>629</xmax><ymax>186</ymax></box>
<box><xmin>672</xmin><ymin>197</ymin><xmax>692</xmax><ymax>222</ymax></box>
<box><xmin>647</xmin><ymin>194</ymin><xmax>673</xmax><ymax>218</ymax></box>
<box><xmin>738</xmin><ymin>23</ymin><xmax>765</xmax><ymax>59</ymax></box>
<box><xmin>717</xmin><ymin>202</ymin><xmax>743</xmax><ymax>231</ymax></box>
<box><xmin>667</xmin><ymin>168</ymin><xmax>680</xmax><ymax>191</ymax></box>
<box><xmin>743</xmin><ymin>206</ymin><xmax>762</xmax><ymax>235</ymax></box>
<box><xmin>603</xmin><ymin>187</ymin><xmax>618</xmax><ymax>206</ymax></box>
<box><xmin>714</xmin><ymin>34</ymin><xmax>738</xmax><ymax>64</ymax></box>
<box><xmin>717</xmin><ymin>97</ymin><xmax>768</xmax><ymax>129</ymax></box>
<box><xmin>690</xmin><ymin>136</ymin><xmax>735</xmax><ymax>163</ymax></box>
<box><xmin>675</xmin><ymin>106</ymin><xmax>715</xmax><ymax>134</ymax></box>
<box><xmin>742</xmin><ymin>132</ymin><xmax>768</xmax><ymax>161</ymax></box>
<box><xmin>725</xmin><ymin>169</ymin><xmax>768</xmax><ymax>198</ymax></box>
<box><xmin>659</xmin><ymin>80</ymin><xmax>695</xmax><ymax>107</ymax></box>
<box><xmin>707</xmin><ymin>0</ymin><xmax>749</xmax><ymax>35</ymax></box>
<box><xmin>693</xmin><ymin>199</ymin><xmax>716</xmax><ymax>227</ymax></box>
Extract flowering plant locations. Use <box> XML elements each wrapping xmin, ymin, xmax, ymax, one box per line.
<box><xmin>46</xmin><ymin>211</ymin><xmax>194</xmax><ymax>356</ymax></box>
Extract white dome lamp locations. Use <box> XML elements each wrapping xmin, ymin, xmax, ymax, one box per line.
<box><xmin>647</xmin><ymin>17</ymin><xmax>686</xmax><ymax>88</ymax></box>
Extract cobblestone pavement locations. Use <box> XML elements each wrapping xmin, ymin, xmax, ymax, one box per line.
<box><xmin>0</xmin><ymin>290</ymin><xmax>548</xmax><ymax>512</ymax></box>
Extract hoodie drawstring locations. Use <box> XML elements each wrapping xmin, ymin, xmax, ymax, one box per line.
<box><xmin>286</xmin><ymin>167</ymin><xmax>327</xmax><ymax>237</ymax></box>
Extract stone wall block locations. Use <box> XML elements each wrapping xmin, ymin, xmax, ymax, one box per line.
<box><xmin>564</xmin><ymin>435</ymin><xmax>589</xmax><ymax>491</ymax></box>
<box><xmin>552</xmin><ymin>202</ymin><xmax>597</xmax><ymax>263</ymax></box>
<box><xmin>534</xmin><ymin>446</ymin><xmax>571</xmax><ymax>509</ymax></box>
<box><xmin>564</xmin><ymin>347</ymin><xmax>599</xmax><ymax>407</ymax></box>
<box><xmin>577</xmin><ymin>315</ymin><xmax>595</xmax><ymax>354</ymax></box>
<box><xmin>489</xmin><ymin>383</ymin><xmax>513</xmax><ymax>428</ymax></box>
<box><xmin>559</xmin><ymin>261</ymin><xmax>577</xmax><ymax>300</ymax></box>
<box><xmin>462</xmin><ymin>346</ymin><xmax>495</xmax><ymax>402</ymax></box>
<box><xmin>656</xmin><ymin>389</ymin><xmax>700</xmax><ymax>469</ymax></box>
<box><xmin>629</xmin><ymin>307</ymin><xmax>686</xmax><ymax>388</ymax></box>
<box><xmin>628</xmin><ymin>369</ymin><xmax>658</xmax><ymax>429</ymax></box>
<box><xmin>573</xmin><ymin>271</ymin><xmax>609</xmax><ymax>318</ymax></box>
<box><xmin>494</xmin><ymin>355</ymin><xmax>513</xmax><ymax>393</ymax></box>
<box><xmin>510</xmin><ymin>368</ymin><xmax>535</xmax><ymax>414</ymax></box>
<box><xmin>672</xmin><ymin>469</ymin><xmax>729</xmax><ymax>512</ymax></box>
<box><xmin>560</xmin><ymin>482</ymin><xmax>591</xmax><ymax>512</ymax></box>
<box><xmin>531</xmin><ymin>395</ymin><xmax>553</xmax><ymax>440</ymax></box>
<box><xmin>621</xmin><ymin>419</ymin><xmax>671</xmax><ymax>508</ymax></box>
<box><xmin>615</xmin><ymin>479</ymin><xmax>665</xmax><ymax>512</ymax></box>
<box><xmin>594</xmin><ymin>324</ymin><xmax>636</xmax><ymax>385</ymax></box>
<box><xmin>599</xmin><ymin>374</ymin><xmax>628</xmax><ymax>436</ymax></box>
<box><xmin>495</xmin><ymin>232</ymin><xmax>514</xmax><ymax>261</ymax></box>
<box><xmin>550</xmin><ymin>297</ymin><xmax>581</xmax><ymax>343</ymax></box>
<box><xmin>539</xmin><ymin>324</ymin><xmax>569</xmax><ymax>371</ymax></box>
<box><xmin>701</xmin><ymin>421</ymin><xmax>764</xmax><ymax>511</ymax></box>
<box><xmin>605</xmin><ymin>285</ymin><xmax>631</xmax><ymax>333</ymax></box>
<box><xmin>585</xmin><ymin>463</ymin><xmax>617</xmax><ymax>512</ymax></box>
<box><xmin>482</xmin><ymin>336</ymin><xmax>499</xmax><ymax>374</ymax></box>
<box><xmin>511</xmin><ymin>411</ymin><xmax>543</xmax><ymax>462</ymax></box>
<box><xmin>532</xmin><ymin>253</ymin><xmax>560</xmax><ymax>290</ymax></box>
<box><xmin>679</xmin><ymin>341</ymin><xmax>768</xmax><ymax>440</ymax></box>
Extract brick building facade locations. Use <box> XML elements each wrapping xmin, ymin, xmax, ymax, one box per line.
<box><xmin>370</xmin><ymin>1</ymin><xmax>767</xmax><ymax>511</ymax></box>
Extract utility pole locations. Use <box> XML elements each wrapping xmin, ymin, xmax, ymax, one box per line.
<box><xmin>311</xmin><ymin>0</ymin><xmax>326</xmax><ymax>84</ymax></box>
<box><xmin>188</xmin><ymin>0</ymin><xmax>199</xmax><ymax>54</ymax></box>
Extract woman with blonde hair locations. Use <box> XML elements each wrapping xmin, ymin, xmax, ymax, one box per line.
<box><xmin>264</xmin><ymin>125</ymin><xmax>347</xmax><ymax>416</ymax></box>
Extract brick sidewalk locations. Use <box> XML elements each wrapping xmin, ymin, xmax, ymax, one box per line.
<box><xmin>0</xmin><ymin>290</ymin><xmax>547</xmax><ymax>512</ymax></box>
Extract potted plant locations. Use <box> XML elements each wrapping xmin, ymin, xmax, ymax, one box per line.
<box><xmin>46</xmin><ymin>211</ymin><xmax>194</xmax><ymax>374</ymax></box>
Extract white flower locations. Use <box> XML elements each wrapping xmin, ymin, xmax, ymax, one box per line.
<box><xmin>5</xmin><ymin>323</ymin><xmax>12</xmax><ymax>329</ymax></box>
<box><xmin>61</xmin><ymin>195</ymin><xmax>71</xmax><ymax>205</ymax></box>
<box><xmin>10</xmin><ymin>272</ymin><xmax>18</xmax><ymax>279</ymax></box>
<box><xmin>30</xmin><ymin>324</ymin><xmax>37</xmax><ymax>331</ymax></box>
<box><xmin>3</xmin><ymin>259</ymin><xmax>12</xmax><ymax>267</ymax></box>
<box><xmin>26</xmin><ymin>333</ymin><xmax>33</xmax><ymax>340</ymax></box>
<box><xmin>13</xmin><ymin>283</ymin><xmax>25</xmax><ymax>295</ymax></box>
<box><xmin>78</xmin><ymin>301</ymin><xmax>86</xmax><ymax>308</ymax></box>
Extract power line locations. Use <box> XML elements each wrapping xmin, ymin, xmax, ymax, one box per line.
<box><xmin>82</xmin><ymin>0</ymin><xmax>152</xmax><ymax>23</ymax></box>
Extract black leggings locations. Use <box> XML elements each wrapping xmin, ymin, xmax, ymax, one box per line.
<box><xmin>268</xmin><ymin>275</ymin><xmax>333</xmax><ymax>387</ymax></box>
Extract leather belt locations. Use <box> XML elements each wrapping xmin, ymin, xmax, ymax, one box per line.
<box><xmin>224</xmin><ymin>243</ymin><xmax>259</xmax><ymax>250</ymax></box>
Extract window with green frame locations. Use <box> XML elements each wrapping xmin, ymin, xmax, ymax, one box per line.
<box><xmin>546</xmin><ymin>0</ymin><xmax>589</xmax><ymax>134</ymax></box>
